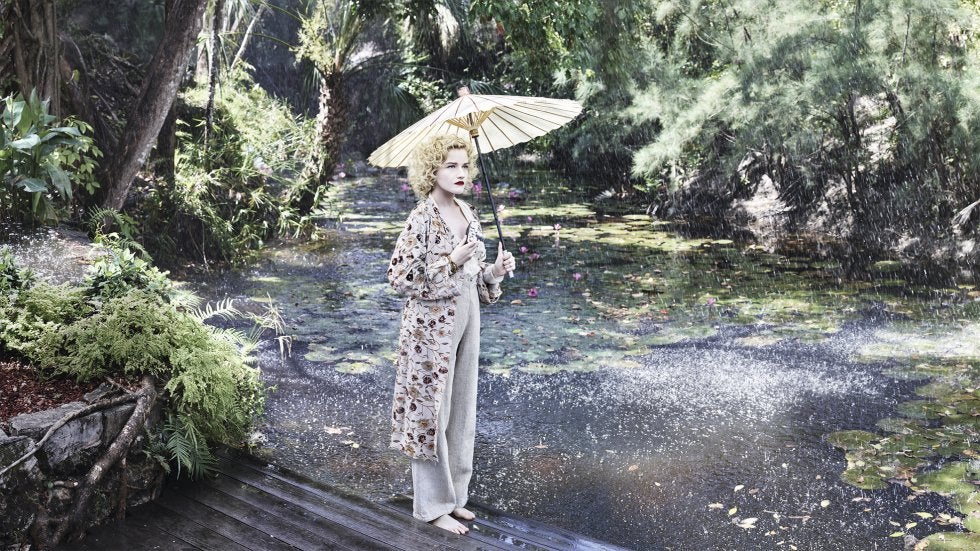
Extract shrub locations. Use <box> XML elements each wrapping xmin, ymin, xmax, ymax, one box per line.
<box><xmin>0</xmin><ymin>90</ymin><xmax>102</xmax><ymax>224</ymax></box>
<box><xmin>0</xmin><ymin>244</ymin><xmax>268</xmax><ymax>478</ymax></box>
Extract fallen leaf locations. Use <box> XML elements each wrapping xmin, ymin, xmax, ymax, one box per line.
<box><xmin>913</xmin><ymin>512</ymin><xmax>933</xmax><ymax>519</ymax></box>
<box><xmin>820</xmin><ymin>500</ymin><xmax>830</xmax><ymax>508</ymax></box>
<box><xmin>736</xmin><ymin>518</ymin><xmax>758</xmax><ymax>529</ymax></box>
<box><xmin>728</xmin><ymin>507</ymin><xmax>738</xmax><ymax>516</ymax></box>
<box><xmin>628</xmin><ymin>464</ymin><xmax>639</xmax><ymax>472</ymax></box>
<box><xmin>734</xmin><ymin>484</ymin><xmax>745</xmax><ymax>492</ymax></box>
<box><xmin>888</xmin><ymin>532</ymin><xmax>904</xmax><ymax>538</ymax></box>
<box><xmin>325</xmin><ymin>426</ymin><xmax>351</xmax><ymax>435</ymax></box>
<box><xmin>708</xmin><ymin>503</ymin><xmax>724</xmax><ymax>509</ymax></box>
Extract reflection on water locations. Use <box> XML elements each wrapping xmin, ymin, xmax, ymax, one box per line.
<box><xmin>183</xmin><ymin>170</ymin><xmax>979</xmax><ymax>550</ymax></box>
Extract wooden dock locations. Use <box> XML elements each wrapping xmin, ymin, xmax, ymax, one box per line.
<box><xmin>59</xmin><ymin>451</ymin><xmax>630</xmax><ymax>550</ymax></box>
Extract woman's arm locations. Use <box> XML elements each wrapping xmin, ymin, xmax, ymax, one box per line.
<box><xmin>387</xmin><ymin>208</ymin><xmax>462</xmax><ymax>300</ymax></box>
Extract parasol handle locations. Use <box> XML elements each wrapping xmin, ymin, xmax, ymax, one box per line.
<box><xmin>471</xmin><ymin>134</ymin><xmax>513</xmax><ymax>279</ymax></box>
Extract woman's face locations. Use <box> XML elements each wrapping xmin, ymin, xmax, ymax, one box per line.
<box><xmin>433</xmin><ymin>148</ymin><xmax>470</xmax><ymax>197</ymax></box>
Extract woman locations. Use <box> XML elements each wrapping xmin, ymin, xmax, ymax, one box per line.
<box><xmin>387</xmin><ymin>134</ymin><xmax>516</xmax><ymax>534</ymax></box>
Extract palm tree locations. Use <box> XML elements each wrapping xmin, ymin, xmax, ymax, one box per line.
<box><xmin>293</xmin><ymin>0</ymin><xmax>377</xmax><ymax>204</ymax></box>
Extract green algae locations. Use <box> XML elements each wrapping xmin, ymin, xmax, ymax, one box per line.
<box><xmin>826</xmin><ymin>430</ymin><xmax>879</xmax><ymax>450</ymax></box>
<box><xmin>916</xmin><ymin>532</ymin><xmax>980</xmax><ymax>550</ymax></box>
<box><xmin>829</xmin><ymin>358</ymin><xmax>980</xmax><ymax>535</ymax></box>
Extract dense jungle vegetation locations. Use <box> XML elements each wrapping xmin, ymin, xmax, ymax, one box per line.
<box><xmin>0</xmin><ymin>0</ymin><xmax>977</xmax><ymax>271</ymax></box>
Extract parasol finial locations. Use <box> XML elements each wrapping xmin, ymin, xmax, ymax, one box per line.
<box><xmin>457</xmin><ymin>85</ymin><xmax>471</xmax><ymax>97</ymax></box>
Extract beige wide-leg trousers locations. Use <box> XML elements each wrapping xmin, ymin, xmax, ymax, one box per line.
<box><xmin>411</xmin><ymin>279</ymin><xmax>480</xmax><ymax>521</ymax></box>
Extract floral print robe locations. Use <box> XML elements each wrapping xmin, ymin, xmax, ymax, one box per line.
<box><xmin>387</xmin><ymin>196</ymin><xmax>502</xmax><ymax>460</ymax></box>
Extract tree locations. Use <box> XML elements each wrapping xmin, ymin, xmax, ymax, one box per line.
<box><xmin>0</xmin><ymin>0</ymin><xmax>62</xmax><ymax>114</ymax></box>
<box><xmin>292</xmin><ymin>0</ymin><xmax>395</xmax><ymax>210</ymax></box>
<box><xmin>101</xmin><ymin>0</ymin><xmax>210</xmax><ymax>211</ymax></box>
<box><xmin>627</xmin><ymin>0</ymin><xmax>980</xmax><ymax>261</ymax></box>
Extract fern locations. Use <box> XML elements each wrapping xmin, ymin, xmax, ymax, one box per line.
<box><xmin>162</xmin><ymin>415</ymin><xmax>218</xmax><ymax>479</ymax></box>
<box><xmin>8</xmin><ymin>241</ymin><xmax>272</xmax><ymax>480</ymax></box>
<box><xmin>189</xmin><ymin>297</ymin><xmax>241</xmax><ymax>323</ymax></box>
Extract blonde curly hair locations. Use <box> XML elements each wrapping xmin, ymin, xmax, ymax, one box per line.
<box><xmin>408</xmin><ymin>134</ymin><xmax>479</xmax><ymax>198</ymax></box>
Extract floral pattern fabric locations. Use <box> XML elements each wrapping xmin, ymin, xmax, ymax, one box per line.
<box><xmin>387</xmin><ymin>197</ymin><xmax>502</xmax><ymax>460</ymax></box>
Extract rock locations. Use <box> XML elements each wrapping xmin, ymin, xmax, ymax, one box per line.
<box><xmin>83</xmin><ymin>383</ymin><xmax>116</xmax><ymax>403</ymax></box>
<box><xmin>0</xmin><ymin>436</ymin><xmax>43</xmax><ymax>548</ymax></box>
<box><xmin>102</xmin><ymin>403</ymin><xmax>136</xmax><ymax>448</ymax></box>
<box><xmin>8</xmin><ymin>402</ymin><xmax>86</xmax><ymax>440</ymax></box>
<box><xmin>9</xmin><ymin>402</ymin><xmax>103</xmax><ymax>475</ymax></box>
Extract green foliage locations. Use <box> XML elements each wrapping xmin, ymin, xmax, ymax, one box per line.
<box><xmin>0</xmin><ymin>246</ymin><xmax>35</xmax><ymax>293</ymax></box>
<box><xmin>1</xmin><ymin>240</ymin><xmax>268</xmax><ymax>478</ymax></box>
<box><xmin>84</xmin><ymin>245</ymin><xmax>173</xmax><ymax>301</ymax></box>
<box><xmin>626</xmin><ymin>0</ymin><xmax>980</xmax><ymax>257</ymax></box>
<box><xmin>26</xmin><ymin>284</ymin><xmax>267</xmax><ymax>476</ymax></box>
<box><xmin>0</xmin><ymin>280</ymin><xmax>90</xmax><ymax>358</ymax></box>
<box><xmin>142</xmin><ymin>70</ymin><xmax>312</xmax><ymax>265</ymax></box>
<box><xmin>0</xmin><ymin>90</ymin><xmax>102</xmax><ymax>223</ymax></box>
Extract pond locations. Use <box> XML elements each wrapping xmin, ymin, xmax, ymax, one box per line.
<box><xmin>184</xmin><ymin>169</ymin><xmax>980</xmax><ymax>550</ymax></box>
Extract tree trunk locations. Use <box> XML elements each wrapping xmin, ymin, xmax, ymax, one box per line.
<box><xmin>101</xmin><ymin>0</ymin><xmax>209</xmax><ymax>211</ymax></box>
<box><xmin>293</xmin><ymin>71</ymin><xmax>346</xmax><ymax>214</ymax></box>
<box><xmin>157</xmin><ymin>0</ymin><xmax>178</xmax><ymax>188</ymax></box>
<box><xmin>203</xmin><ymin>0</ymin><xmax>225</xmax><ymax>156</ymax></box>
<box><xmin>230</xmin><ymin>4</ymin><xmax>267</xmax><ymax>70</ymax></box>
<box><xmin>2</xmin><ymin>0</ymin><xmax>61</xmax><ymax>114</ymax></box>
<box><xmin>313</xmin><ymin>72</ymin><xmax>347</xmax><ymax>185</ymax></box>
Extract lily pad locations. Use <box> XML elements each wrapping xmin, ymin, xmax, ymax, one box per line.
<box><xmin>917</xmin><ymin>462</ymin><xmax>976</xmax><ymax>496</ymax></box>
<box><xmin>826</xmin><ymin>430</ymin><xmax>879</xmax><ymax>451</ymax></box>
<box><xmin>875</xmin><ymin>417</ymin><xmax>926</xmax><ymax>434</ymax></box>
<box><xmin>916</xmin><ymin>532</ymin><xmax>980</xmax><ymax>550</ymax></box>
<box><xmin>643</xmin><ymin>325</ymin><xmax>718</xmax><ymax>345</ymax></box>
<box><xmin>840</xmin><ymin>463</ymin><xmax>888</xmax><ymax>490</ymax></box>
<box><xmin>897</xmin><ymin>400</ymin><xmax>947</xmax><ymax>420</ymax></box>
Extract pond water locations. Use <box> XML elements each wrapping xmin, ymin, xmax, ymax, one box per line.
<box><xmin>183</xmin><ymin>169</ymin><xmax>980</xmax><ymax>550</ymax></box>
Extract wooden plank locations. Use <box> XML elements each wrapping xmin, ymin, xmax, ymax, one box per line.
<box><xmin>216</xmin><ymin>455</ymin><xmax>500</xmax><ymax>551</ymax></box>
<box><xmin>173</xmin><ymin>474</ymin><xmax>392</xmax><ymax>551</ymax></box>
<box><xmin>458</xmin><ymin>501</ymin><xmax>633</xmax><ymax>551</ymax></box>
<box><xmin>169</xmin><ymin>478</ymin><xmax>355</xmax><ymax>551</ymax></box>
<box><xmin>61</xmin><ymin>512</ymin><xmax>200</xmax><ymax>551</ymax></box>
<box><xmin>154</xmin><ymin>489</ymin><xmax>300</xmax><ymax>551</ymax></box>
<box><xmin>138</xmin><ymin>502</ymin><xmax>257</xmax><ymax>551</ymax></box>
<box><xmin>383</xmin><ymin>496</ymin><xmax>557</xmax><ymax>551</ymax></box>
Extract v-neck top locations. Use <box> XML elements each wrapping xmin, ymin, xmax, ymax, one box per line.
<box><xmin>428</xmin><ymin>196</ymin><xmax>482</xmax><ymax>279</ymax></box>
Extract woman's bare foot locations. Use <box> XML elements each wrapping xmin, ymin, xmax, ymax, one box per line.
<box><xmin>451</xmin><ymin>507</ymin><xmax>475</xmax><ymax>521</ymax></box>
<box><xmin>430</xmin><ymin>514</ymin><xmax>468</xmax><ymax>534</ymax></box>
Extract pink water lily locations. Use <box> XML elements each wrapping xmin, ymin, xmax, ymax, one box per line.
<box><xmin>400</xmin><ymin>183</ymin><xmax>410</xmax><ymax>192</ymax></box>
<box><xmin>706</xmin><ymin>297</ymin><xmax>717</xmax><ymax>306</ymax></box>
<box><xmin>520</xmin><ymin>246</ymin><xmax>529</xmax><ymax>254</ymax></box>
<box><xmin>573</xmin><ymin>272</ymin><xmax>582</xmax><ymax>281</ymax></box>
<box><xmin>553</xmin><ymin>223</ymin><xmax>562</xmax><ymax>231</ymax></box>
<box><xmin>527</xmin><ymin>216</ymin><xmax>533</xmax><ymax>222</ymax></box>
<box><xmin>527</xmin><ymin>287</ymin><xmax>539</xmax><ymax>297</ymax></box>
<box><xmin>530</xmin><ymin>253</ymin><xmax>541</xmax><ymax>261</ymax></box>
<box><xmin>473</xmin><ymin>183</ymin><xmax>482</xmax><ymax>194</ymax></box>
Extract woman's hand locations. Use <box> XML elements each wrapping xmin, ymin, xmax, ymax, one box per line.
<box><xmin>492</xmin><ymin>243</ymin><xmax>515</xmax><ymax>278</ymax></box>
<box><xmin>449</xmin><ymin>240</ymin><xmax>480</xmax><ymax>266</ymax></box>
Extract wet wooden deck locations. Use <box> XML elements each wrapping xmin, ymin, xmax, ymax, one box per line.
<box><xmin>60</xmin><ymin>451</ymin><xmax>630</xmax><ymax>550</ymax></box>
